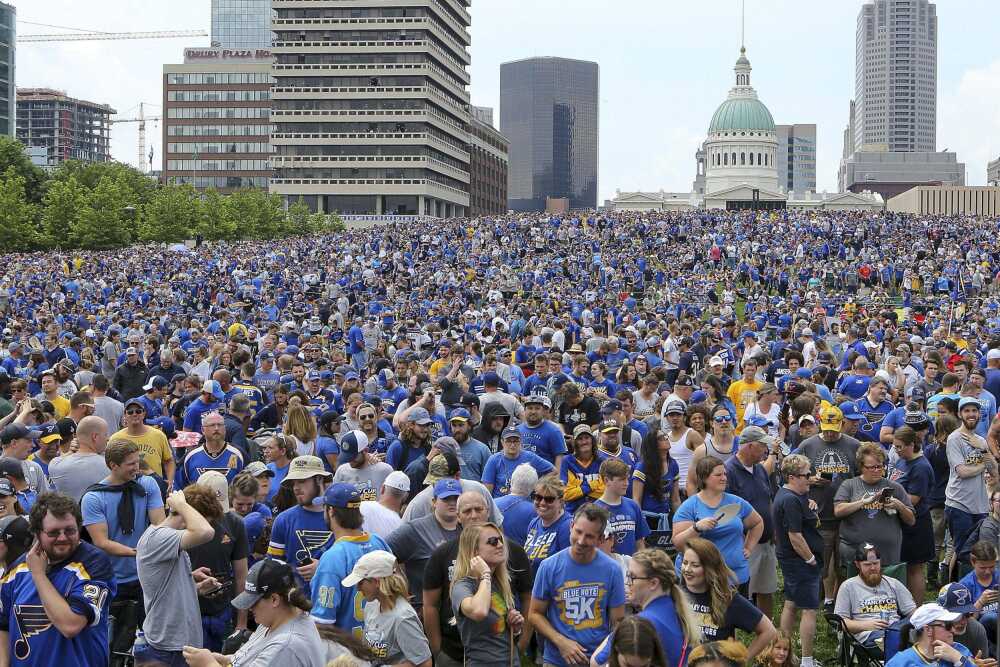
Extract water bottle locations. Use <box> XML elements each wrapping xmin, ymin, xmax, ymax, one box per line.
<box><xmin>133</xmin><ymin>629</ymin><xmax>147</xmax><ymax>656</ymax></box>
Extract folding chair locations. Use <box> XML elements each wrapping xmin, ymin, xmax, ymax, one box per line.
<box><xmin>824</xmin><ymin>612</ymin><xmax>884</xmax><ymax>667</ymax></box>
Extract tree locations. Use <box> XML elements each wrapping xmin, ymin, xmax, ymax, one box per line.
<box><xmin>71</xmin><ymin>175</ymin><xmax>133</xmax><ymax>249</ymax></box>
<box><xmin>196</xmin><ymin>188</ymin><xmax>238</xmax><ymax>241</ymax></box>
<box><xmin>225</xmin><ymin>189</ymin><xmax>288</xmax><ymax>239</ymax></box>
<box><xmin>50</xmin><ymin>160</ymin><xmax>156</xmax><ymax>209</ymax></box>
<box><xmin>140</xmin><ymin>184</ymin><xmax>200</xmax><ymax>243</ymax></box>
<box><xmin>287</xmin><ymin>197</ymin><xmax>316</xmax><ymax>236</ymax></box>
<box><xmin>40</xmin><ymin>176</ymin><xmax>87</xmax><ymax>249</ymax></box>
<box><xmin>0</xmin><ymin>168</ymin><xmax>41</xmax><ymax>252</ymax></box>
<box><xmin>0</xmin><ymin>136</ymin><xmax>49</xmax><ymax>204</ymax></box>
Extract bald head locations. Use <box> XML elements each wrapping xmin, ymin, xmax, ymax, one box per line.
<box><xmin>457</xmin><ymin>491</ymin><xmax>488</xmax><ymax>527</ymax></box>
<box><xmin>76</xmin><ymin>416</ymin><xmax>109</xmax><ymax>454</ymax></box>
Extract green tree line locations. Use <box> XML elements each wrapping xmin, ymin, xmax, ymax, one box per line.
<box><xmin>0</xmin><ymin>137</ymin><xmax>342</xmax><ymax>252</ymax></box>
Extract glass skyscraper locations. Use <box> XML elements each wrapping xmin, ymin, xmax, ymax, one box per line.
<box><xmin>0</xmin><ymin>2</ymin><xmax>14</xmax><ymax>137</ymax></box>
<box><xmin>500</xmin><ymin>57</ymin><xmax>599</xmax><ymax>212</ymax></box>
<box><xmin>211</xmin><ymin>0</ymin><xmax>272</xmax><ymax>49</ymax></box>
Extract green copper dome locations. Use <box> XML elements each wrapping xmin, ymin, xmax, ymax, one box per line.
<box><xmin>708</xmin><ymin>97</ymin><xmax>775</xmax><ymax>133</ymax></box>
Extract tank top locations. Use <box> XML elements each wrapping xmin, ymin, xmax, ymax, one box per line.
<box><xmin>669</xmin><ymin>428</ymin><xmax>695</xmax><ymax>491</ymax></box>
<box><xmin>704</xmin><ymin>434</ymin><xmax>736</xmax><ymax>461</ymax></box>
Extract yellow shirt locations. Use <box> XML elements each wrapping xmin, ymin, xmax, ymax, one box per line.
<box><xmin>111</xmin><ymin>427</ymin><xmax>173</xmax><ymax>477</ymax></box>
<box><xmin>48</xmin><ymin>395</ymin><xmax>71</xmax><ymax>419</ymax></box>
<box><xmin>727</xmin><ymin>378</ymin><xmax>762</xmax><ymax>432</ymax></box>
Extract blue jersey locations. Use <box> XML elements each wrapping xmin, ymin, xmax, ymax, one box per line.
<box><xmin>231</xmin><ymin>382</ymin><xmax>265</xmax><ymax>414</ymax></box>
<box><xmin>632</xmin><ymin>458</ymin><xmax>679</xmax><ymax>515</ymax></box>
<box><xmin>482</xmin><ymin>451</ymin><xmax>554</xmax><ymax>497</ymax></box>
<box><xmin>267</xmin><ymin>505</ymin><xmax>333</xmax><ymax>567</ymax></box>
<box><xmin>885</xmin><ymin>642</ymin><xmax>972</xmax><ymax>667</ymax></box>
<box><xmin>523</xmin><ymin>512</ymin><xmax>572</xmax><ymax>572</ymax></box>
<box><xmin>178</xmin><ymin>444</ymin><xmax>244</xmax><ymax>488</ymax></box>
<box><xmin>517</xmin><ymin>421</ymin><xmax>568</xmax><ymax>465</ymax></box>
<box><xmin>310</xmin><ymin>533</ymin><xmax>390</xmax><ymax>636</ymax></box>
<box><xmin>0</xmin><ymin>541</ymin><xmax>116</xmax><ymax>667</ymax></box>
<box><xmin>854</xmin><ymin>398</ymin><xmax>894</xmax><ymax>443</ymax></box>
<box><xmin>531</xmin><ymin>549</ymin><xmax>626</xmax><ymax>667</ymax></box>
<box><xmin>135</xmin><ymin>395</ymin><xmax>164</xmax><ymax>422</ymax></box>
<box><xmin>595</xmin><ymin>497</ymin><xmax>651</xmax><ymax>555</ymax></box>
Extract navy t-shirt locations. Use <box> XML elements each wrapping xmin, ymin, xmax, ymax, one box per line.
<box><xmin>888</xmin><ymin>454</ymin><xmax>935</xmax><ymax>517</ymax></box>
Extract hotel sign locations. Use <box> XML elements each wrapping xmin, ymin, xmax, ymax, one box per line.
<box><xmin>184</xmin><ymin>48</ymin><xmax>272</xmax><ymax>63</ymax></box>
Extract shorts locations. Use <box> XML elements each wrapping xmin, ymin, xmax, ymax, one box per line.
<box><xmin>748</xmin><ymin>542</ymin><xmax>778</xmax><ymax>595</ymax></box>
<box><xmin>779</xmin><ymin>556</ymin><xmax>823</xmax><ymax>609</ymax></box>
<box><xmin>819</xmin><ymin>524</ymin><xmax>839</xmax><ymax>582</ymax></box>
<box><xmin>900</xmin><ymin>513</ymin><xmax>936</xmax><ymax>564</ymax></box>
<box><xmin>930</xmin><ymin>506</ymin><xmax>947</xmax><ymax>551</ymax></box>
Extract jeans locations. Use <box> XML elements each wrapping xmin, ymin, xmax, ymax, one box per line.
<box><xmin>134</xmin><ymin>644</ymin><xmax>189</xmax><ymax>667</ymax></box>
<box><xmin>201</xmin><ymin>607</ymin><xmax>234</xmax><ymax>654</ymax></box>
<box><xmin>945</xmin><ymin>507</ymin><xmax>986</xmax><ymax>556</ymax></box>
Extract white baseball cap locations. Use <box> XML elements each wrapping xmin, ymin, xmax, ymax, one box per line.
<box><xmin>987</xmin><ymin>349</ymin><xmax>1000</xmax><ymax>361</ymax></box>
<box><xmin>383</xmin><ymin>470</ymin><xmax>411</xmax><ymax>493</ymax></box>
<box><xmin>342</xmin><ymin>550</ymin><xmax>397</xmax><ymax>587</ymax></box>
<box><xmin>198</xmin><ymin>471</ymin><xmax>230</xmax><ymax>513</ymax></box>
<box><xmin>910</xmin><ymin>602</ymin><xmax>961</xmax><ymax>630</ymax></box>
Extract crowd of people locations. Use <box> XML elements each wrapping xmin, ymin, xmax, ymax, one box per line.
<box><xmin>0</xmin><ymin>208</ymin><xmax>1000</xmax><ymax>667</ymax></box>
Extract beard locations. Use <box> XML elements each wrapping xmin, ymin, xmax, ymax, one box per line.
<box><xmin>860</xmin><ymin>569</ymin><xmax>881</xmax><ymax>587</ymax></box>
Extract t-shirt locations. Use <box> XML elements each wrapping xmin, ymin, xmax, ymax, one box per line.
<box><xmin>795</xmin><ymin>434</ymin><xmax>861</xmax><ymax>523</ymax></box>
<box><xmin>632</xmin><ymin>458</ymin><xmax>679</xmax><ymax>515</ymax></box>
<box><xmin>136</xmin><ymin>524</ymin><xmax>203</xmax><ymax>651</ymax></box>
<box><xmin>595</xmin><ymin>497</ymin><xmax>651</xmax><ymax>555</ymax></box>
<box><xmin>834</xmin><ymin>574</ymin><xmax>917</xmax><ymax>644</ymax></box>
<box><xmin>673</xmin><ymin>492</ymin><xmax>754</xmax><ymax>583</ymax></box>
<box><xmin>531</xmin><ymin>549</ymin><xmax>626</xmax><ymax>667</ymax></box>
<box><xmin>524</xmin><ymin>512</ymin><xmax>572</xmax><ymax>572</ymax></box>
<box><xmin>187</xmin><ymin>511</ymin><xmax>249</xmax><ymax>616</ymax></box>
<box><xmin>48</xmin><ymin>453</ymin><xmax>111</xmax><ymax>503</ymax></box>
<box><xmin>833</xmin><ymin>477</ymin><xmax>913</xmax><ymax>566</ymax></box>
<box><xmin>772</xmin><ymin>486</ymin><xmax>824</xmax><ymax>561</ymax></box>
<box><xmin>81</xmin><ymin>474</ymin><xmax>165</xmax><ymax>583</ymax></box>
<box><xmin>885</xmin><ymin>642</ymin><xmax>973</xmax><ymax>667</ymax></box>
<box><xmin>451</xmin><ymin>576</ymin><xmax>521</xmax><ymax>667</ymax></box>
<box><xmin>333</xmin><ymin>462</ymin><xmax>394</xmax><ymax>502</ymax></box>
<box><xmin>517</xmin><ymin>421</ymin><xmax>569</xmax><ymax>465</ymax></box>
<box><xmin>360</xmin><ymin>501</ymin><xmax>402</xmax><ymax>540</ymax></box>
<box><xmin>888</xmin><ymin>454</ymin><xmax>934</xmax><ymax>518</ymax></box>
<box><xmin>495</xmin><ymin>494</ymin><xmax>536</xmax><ymax>546</ymax></box>
<box><xmin>230</xmin><ymin>610</ymin><xmax>327</xmax><ymax>667</ymax></box>
<box><xmin>111</xmin><ymin>427</ymin><xmax>173</xmax><ymax>477</ymax></box>
<box><xmin>0</xmin><ymin>541</ymin><xmax>116</xmax><ymax>667</ymax></box>
<box><xmin>945</xmin><ymin>429</ymin><xmax>991</xmax><ymax>515</ymax></box>
<box><xmin>267</xmin><ymin>505</ymin><xmax>333</xmax><ymax>566</ymax></box>
<box><xmin>724</xmin><ymin>456</ymin><xmax>774</xmax><ymax>544</ymax></box>
<box><xmin>311</xmin><ymin>533</ymin><xmax>390</xmax><ymax>635</ymax></box>
<box><xmin>958</xmin><ymin>568</ymin><xmax>1000</xmax><ymax>616</ymax></box>
<box><xmin>591</xmin><ymin>595</ymin><xmax>688</xmax><ymax>667</ymax></box>
<box><xmin>727</xmin><ymin>378</ymin><xmax>762</xmax><ymax>431</ymax></box>
<box><xmin>386</xmin><ymin>515</ymin><xmax>459</xmax><ymax>609</ymax></box>
<box><xmin>482</xmin><ymin>451</ymin><xmax>554</xmax><ymax>497</ymax></box>
<box><xmin>363</xmin><ymin>597</ymin><xmax>433</xmax><ymax>667</ymax></box>
<box><xmin>265</xmin><ymin>461</ymin><xmax>289</xmax><ymax>502</ymax></box>
<box><xmin>683</xmin><ymin>587</ymin><xmax>761</xmax><ymax>642</ymax></box>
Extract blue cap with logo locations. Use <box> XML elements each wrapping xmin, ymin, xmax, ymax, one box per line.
<box><xmin>315</xmin><ymin>482</ymin><xmax>363</xmax><ymax>509</ymax></box>
<box><xmin>433</xmin><ymin>478</ymin><xmax>462</xmax><ymax>499</ymax></box>
<box><xmin>337</xmin><ymin>430</ymin><xmax>370</xmax><ymax>465</ymax></box>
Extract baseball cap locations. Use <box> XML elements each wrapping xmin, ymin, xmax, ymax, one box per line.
<box><xmin>801</xmin><ymin>327</ymin><xmax>814</xmax><ymax>337</ymax></box>
<box><xmin>282</xmin><ymin>455</ymin><xmax>332</xmax><ymax>485</ymax></box>
<box><xmin>819</xmin><ymin>405</ymin><xmax>844</xmax><ymax>432</ymax></box>
<box><xmin>500</xmin><ymin>426</ymin><xmax>521</xmax><ymax>441</ymax></box>
<box><xmin>125</xmin><ymin>347</ymin><xmax>138</xmax><ymax>356</ymax></box>
<box><xmin>959</xmin><ymin>397</ymin><xmax>982</xmax><ymax>411</ymax></box>
<box><xmin>663</xmin><ymin>400</ymin><xmax>686</xmax><ymax>416</ymax></box>
<box><xmin>199</xmin><ymin>471</ymin><xmax>231</xmax><ymax>513</ymax></box>
<box><xmin>448</xmin><ymin>408</ymin><xmax>472</xmax><ymax>423</ymax></box>
<box><xmin>201</xmin><ymin>380</ymin><xmax>225</xmax><ymax>402</ymax></box>
<box><xmin>424</xmin><ymin>452</ymin><xmax>460</xmax><ymax>485</ymax></box>
<box><xmin>708</xmin><ymin>356</ymin><xmax>724</xmax><ymax>367</ymax></box>
<box><xmin>383</xmin><ymin>470</ymin><xmax>411</xmax><ymax>493</ymax></box>
<box><xmin>853</xmin><ymin>542</ymin><xmax>881</xmax><ymax>563</ymax></box>
<box><xmin>231</xmin><ymin>559</ymin><xmax>296</xmax><ymax>610</ymax></box>
<box><xmin>798</xmin><ymin>413</ymin><xmax>816</xmax><ymax>426</ymax></box>
<box><xmin>433</xmin><ymin>478</ymin><xmax>462</xmax><ymax>499</ymax></box>
<box><xmin>600</xmin><ymin>419</ymin><xmax>621</xmax><ymax>433</ymax></box>
<box><xmin>987</xmin><ymin>349</ymin><xmax>1000</xmax><ymax>361</ymax></box>
<box><xmin>937</xmin><ymin>583</ymin><xmax>978</xmax><ymax>615</ymax></box>
<box><xmin>337</xmin><ymin>430</ymin><xmax>370</xmax><ymax>465</ymax></box>
<box><xmin>674</xmin><ymin>375</ymin><xmax>695</xmax><ymax>388</ymax></box>
<box><xmin>406</xmin><ymin>407</ymin><xmax>434</xmax><ymax>426</ymax></box>
<box><xmin>690</xmin><ymin>390</ymin><xmax>708</xmax><ymax>404</ymax></box>
<box><xmin>0</xmin><ymin>458</ymin><xmax>24</xmax><ymax>480</ymax></box>
<box><xmin>524</xmin><ymin>394</ymin><xmax>552</xmax><ymax>408</ymax></box>
<box><xmin>573</xmin><ymin>424</ymin><xmax>593</xmax><ymax>439</ymax></box>
<box><xmin>259</xmin><ymin>352</ymin><xmax>274</xmax><ymax>361</ymax></box>
<box><xmin>601</xmin><ymin>398</ymin><xmax>623</xmax><ymax>414</ymax></box>
<box><xmin>306</xmin><ymin>370</ymin><xmax>321</xmax><ymax>381</ymax></box>
<box><xmin>37</xmin><ymin>423</ymin><xmax>62</xmax><ymax>444</ymax></box>
<box><xmin>740</xmin><ymin>425</ymin><xmax>776</xmax><ymax>446</ymax></box>
<box><xmin>243</xmin><ymin>461</ymin><xmax>275</xmax><ymax>478</ymax></box>
<box><xmin>315</xmin><ymin>482</ymin><xmax>362</xmax><ymax>509</ymax></box>
<box><xmin>910</xmin><ymin>603</ymin><xmax>962</xmax><ymax>631</ymax></box>
<box><xmin>124</xmin><ymin>397</ymin><xmax>146</xmax><ymax>411</ymax></box>
<box><xmin>0</xmin><ymin>479</ymin><xmax>14</xmax><ymax>497</ymax></box>
<box><xmin>482</xmin><ymin>371</ymin><xmax>501</xmax><ymax>387</ymax></box>
<box><xmin>143</xmin><ymin>377</ymin><xmax>168</xmax><ymax>392</ymax></box>
<box><xmin>0</xmin><ymin>515</ymin><xmax>31</xmax><ymax>551</ymax></box>
<box><xmin>838</xmin><ymin>402</ymin><xmax>864</xmax><ymax>421</ymax></box>
<box><xmin>342</xmin><ymin>550</ymin><xmax>398</xmax><ymax>588</ymax></box>
<box><xmin>0</xmin><ymin>424</ymin><xmax>30</xmax><ymax>445</ymax></box>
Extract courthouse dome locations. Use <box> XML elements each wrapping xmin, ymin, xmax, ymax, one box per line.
<box><xmin>707</xmin><ymin>47</ymin><xmax>776</xmax><ymax>134</ymax></box>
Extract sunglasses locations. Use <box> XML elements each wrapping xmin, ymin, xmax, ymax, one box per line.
<box><xmin>713</xmin><ymin>415</ymin><xmax>733</xmax><ymax>423</ymax></box>
<box><xmin>929</xmin><ymin>622</ymin><xmax>956</xmax><ymax>632</ymax></box>
<box><xmin>125</xmin><ymin>409</ymin><xmax>145</xmax><ymax>415</ymax></box>
<box><xmin>531</xmin><ymin>493</ymin><xmax>558</xmax><ymax>504</ymax></box>
<box><xmin>485</xmin><ymin>536</ymin><xmax>504</xmax><ymax>547</ymax></box>
<box><xmin>359</xmin><ymin>414</ymin><xmax>376</xmax><ymax>420</ymax></box>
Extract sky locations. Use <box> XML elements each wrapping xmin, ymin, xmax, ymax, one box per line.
<box><xmin>11</xmin><ymin>0</ymin><xmax>1000</xmax><ymax>202</ymax></box>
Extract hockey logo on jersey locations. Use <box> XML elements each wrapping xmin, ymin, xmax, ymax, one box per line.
<box><xmin>13</xmin><ymin>604</ymin><xmax>50</xmax><ymax>660</ymax></box>
<box><xmin>294</xmin><ymin>529</ymin><xmax>332</xmax><ymax>563</ymax></box>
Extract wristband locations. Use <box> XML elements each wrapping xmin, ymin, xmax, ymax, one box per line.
<box><xmin>805</xmin><ymin>555</ymin><xmax>816</xmax><ymax>565</ymax></box>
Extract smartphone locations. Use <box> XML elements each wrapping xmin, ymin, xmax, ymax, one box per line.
<box><xmin>880</xmin><ymin>488</ymin><xmax>893</xmax><ymax>503</ymax></box>
<box><xmin>300</xmin><ymin>557</ymin><xmax>314</xmax><ymax>566</ymax></box>
<box><xmin>820</xmin><ymin>472</ymin><xmax>834</xmax><ymax>480</ymax></box>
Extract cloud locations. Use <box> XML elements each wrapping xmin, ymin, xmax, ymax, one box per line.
<box><xmin>939</xmin><ymin>59</ymin><xmax>1000</xmax><ymax>185</ymax></box>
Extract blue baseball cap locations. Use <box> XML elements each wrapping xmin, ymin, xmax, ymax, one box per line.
<box><xmin>314</xmin><ymin>482</ymin><xmax>362</xmax><ymax>509</ymax></box>
<box><xmin>448</xmin><ymin>408</ymin><xmax>471</xmax><ymax>423</ymax></box>
<box><xmin>337</xmin><ymin>430</ymin><xmax>370</xmax><ymax>465</ymax></box>
<box><xmin>433</xmin><ymin>478</ymin><xmax>462</xmax><ymax>499</ymax></box>
<box><xmin>201</xmin><ymin>380</ymin><xmax>225</xmax><ymax>401</ymax></box>
<box><xmin>482</xmin><ymin>371</ymin><xmax>501</xmax><ymax>386</ymax></box>
<box><xmin>344</xmin><ymin>371</ymin><xmax>360</xmax><ymax>382</ymax></box>
<box><xmin>406</xmin><ymin>407</ymin><xmax>434</xmax><ymax>425</ymax></box>
<box><xmin>838</xmin><ymin>401</ymin><xmax>864</xmax><ymax>421</ymax></box>
<box><xmin>319</xmin><ymin>370</ymin><xmax>334</xmax><ymax>381</ymax></box>
<box><xmin>259</xmin><ymin>352</ymin><xmax>274</xmax><ymax>361</ymax></box>
<box><xmin>959</xmin><ymin>397</ymin><xmax>982</xmax><ymax>412</ymax></box>
<box><xmin>937</xmin><ymin>583</ymin><xmax>978</xmax><ymax>614</ymax></box>
<box><xmin>690</xmin><ymin>390</ymin><xmax>708</xmax><ymax>404</ymax></box>
<box><xmin>795</xmin><ymin>367</ymin><xmax>813</xmax><ymax>379</ymax></box>
<box><xmin>285</xmin><ymin>345</ymin><xmax>300</xmax><ymax>356</ymax></box>
<box><xmin>306</xmin><ymin>370</ymin><xmax>321</xmax><ymax>381</ymax></box>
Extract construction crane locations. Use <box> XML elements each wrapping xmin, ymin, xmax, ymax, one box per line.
<box><xmin>18</xmin><ymin>30</ymin><xmax>207</xmax><ymax>43</ymax></box>
<box><xmin>111</xmin><ymin>104</ymin><xmax>162</xmax><ymax>174</ymax></box>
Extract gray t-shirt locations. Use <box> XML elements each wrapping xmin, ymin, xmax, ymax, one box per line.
<box><xmin>136</xmin><ymin>524</ymin><xmax>202</xmax><ymax>651</ymax></box>
<box><xmin>231</xmin><ymin>611</ymin><xmax>326</xmax><ymax>667</ymax></box>
<box><xmin>19</xmin><ymin>459</ymin><xmax>49</xmax><ymax>495</ymax></box>
<box><xmin>94</xmin><ymin>395</ymin><xmax>125</xmax><ymax>431</ymax></box>
<box><xmin>48</xmin><ymin>452</ymin><xmax>111</xmax><ymax>503</ymax></box>
<box><xmin>401</xmin><ymin>479</ymin><xmax>503</xmax><ymax>527</ymax></box>
<box><xmin>834</xmin><ymin>574</ymin><xmax>916</xmax><ymax>644</ymax></box>
<box><xmin>386</xmin><ymin>514</ymin><xmax>459</xmax><ymax>609</ymax></box>
<box><xmin>333</xmin><ymin>461</ymin><xmax>393</xmax><ymax>501</ymax></box>
<box><xmin>450</xmin><ymin>576</ymin><xmax>520</xmax><ymax>667</ymax></box>
<box><xmin>795</xmin><ymin>434</ymin><xmax>861</xmax><ymax>523</ymax></box>
<box><xmin>945</xmin><ymin>429</ymin><xmax>990</xmax><ymax>515</ymax></box>
<box><xmin>833</xmin><ymin>477</ymin><xmax>913</xmax><ymax>566</ymax></box>
<box><xmin>363</xmin><ymin>596</ymin><xmax>432</xmax><ymax>667</ymax></box>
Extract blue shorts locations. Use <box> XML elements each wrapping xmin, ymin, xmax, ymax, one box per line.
<box><xmin>779</xmin><ymin>556</ymin><xmax>822</xmax><ymax>610</ymax></box>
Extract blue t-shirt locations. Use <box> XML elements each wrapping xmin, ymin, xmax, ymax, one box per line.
<box><xmin>524</xmin><ymin>512</ymin><xmax>572</xmax><ymax>572</ymax></box>
<box><xmin>310</xmin><ymin>533</ymin><xmax>390</xmax><ymax>635</ymax></box>
<box><xmin>631</xmin><ymin>458</ymin><xmax>679</xmax><ymax>515</ymax></box>
<box><xmin>0</xmin><ymin>541</ymin><xmax>116</xmax><ymax>667</ymax></box>
<box><xmin>495</xmin><ymin>494</ymin><xmax>536</xmax><ymax>546</ymax></box>
<box><xmin>265</xmin><ymin>461</ymin><xmax>289</xmax><ymax>502</ymax></box>
<box><xmin>885</xmin><ymin>641</ymin><xmax>972</xmax><ymax>667</ymax></box>
<box><xmin>532</xmin><ymin>549</ymin><xmax>626</xmax><ymax>667</ymax></box>
<box><xmin>888</xmin><ymin>455</ymin><xmax>934</xmax><ymax>518</ymax></box>
<box><xmin>482</xmin><ymin>451</ymin><xmax>554</xmax><ymax>497</ymax></box>
<box><xmin>81</xmin><ymin>474</ymin><xmax>164</xmax><ymax>584</ymax></box>
<box><xmin>836</xmin><ymin>375</ymin><xmax>871</xmax><ymax>400</ymax></box>
<box><xmin>673</xmin><ymin>492</ymin><xmax>754</xmax><ymax>583</ymax></box>
<box><xmin>267</xmin><ymin>505</ymin><xmax>333</xmax><ymax>567</ymax></box>
<box><xmin>517</xmin><ymin>421</ymin><xmax>569</xmax><ymax>465</ymax></box>
<box><xmin>315</xmin><ymin>436</ymin><xmax>340</xmax><ymax>473</ymax></box>
<box><xmin>959</xmin><ymin>568</ymin><xmax>1000</xmax><ymax>616</ymax></box>
<box><xmin>595</xmin><ymin>497</ymin><xmax>651</xmax><ymax>555</ymax></box>
<box><xmin>592</xmin><ymin>595</ymin><xmax>688</xmax><ymax>667</ymax></box>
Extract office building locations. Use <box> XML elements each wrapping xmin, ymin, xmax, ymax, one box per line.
<box><xmin>888</xmin><ymin>185</ymin><xmax>1000</xmax><ymax>216</ymax></box>
<box><xmin>162</xmin><ymin>48</ymin><xmax>273</xmax><ymax>192</ymax></box>
<box><xmin>16</xmin><ymin>89</ymin><xmax>114</xmax><ymax>165</ymax></box>
<box><xmin>839</xmin><ymin>149</ymin><xmax>964</xmax><ymax>200</ymax></box>
<box><xmin>212</xmin><ymin>0</ymin><xmax>272</xmax><ymax>49</ymax></box>
<box><xmin>0</xmin><ymin>3</ymin><xmax>13</xmax><ymax>137</ymax></box>
<box><xmin>989</xmin><ymin>157</ymin><xmax>999</xmax><ymax>186</ymax></box>
<box><xmin>775</xmin><ymin>124</ymin><xmax>816</xmax><ymax>193</ymax></box>
<box><xmin>269</xmin><ymin>0</ymin><xmax>472</xmax><ymax>217</ymax></box>
<box><xmin>471</xmin><ymin>105</ymin><xmax>493</xmax><ymax>127</ymax></box>
<box><xmin>500</xmin><ymin>57</ymin><xmax>598</xmax><ymax>212</ymax></box>
<box><xmin>468</xmin><ymin>112</ymin><xmax>507</xmax><ymax>216</ymax></box>
<box><xmin>854</xmin><ymin>0</ymin><xmax>938</xmax><ymax>153</ymax></box>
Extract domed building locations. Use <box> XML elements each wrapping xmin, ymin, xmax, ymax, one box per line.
<box><xmin>703</xmin><ymin>45</ymin><xmax>785</xmax><ymax>209</ymax></box>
